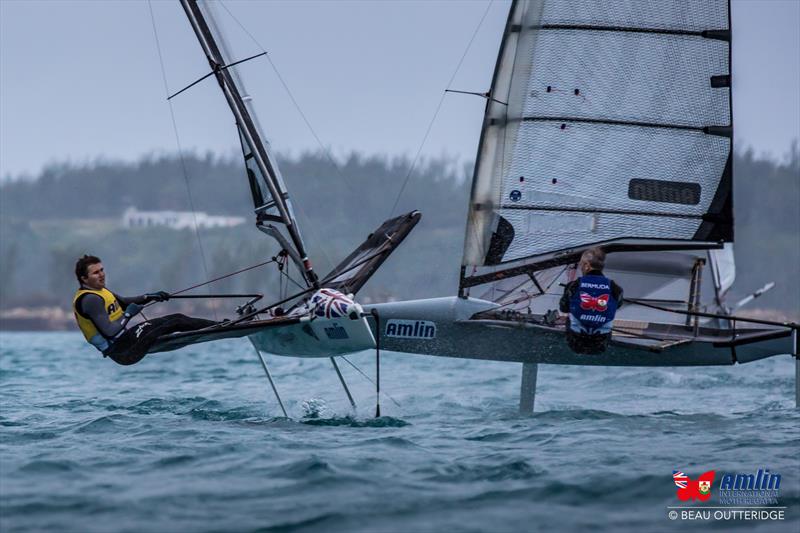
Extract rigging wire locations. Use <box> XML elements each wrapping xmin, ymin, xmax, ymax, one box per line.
<box><xmin>280</xmin><ymin>267</ymin><xmax>307</xmax><ymax>292</ymax></box>
<box><xmin>171</xmin><ymin>257</ymin><xmax>277</xmax><ymax>296</ymax></box>
<box><xmin>215</xmin><ymin>2</ymin><xmax>354</xmax><ymax>192</ymax></box>
<box><xmin>147</xmin><ymin>1</ymin><xmax>218</xmax><ymax>318</ymax></box>
<box><xmin>388</xmin><ymin>0</ymin><xmax>495</xmax><ymax>218</ymax></box>
<box><xmin>276</xmin><ymin>252</ymin><xmax>306</xmax><ymax>293</ymax></box>
<box><xmin>486</xmin><ymin>265</ymin><xmax>570</xmax><ymax>310</ymax></box>
<box><xmin>340</xmin><ymin>356</ymin><xmax>402</xmax><ymax>408</ymax></box>
<box><xmin>625</xmin><ymin>298</ymin><xmax>799</xmax><ymax>329</ymax></box>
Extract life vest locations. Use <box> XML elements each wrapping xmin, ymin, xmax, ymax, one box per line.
<box><xmin>568</xmin><ymin>274</ymin><xmax>618</xmax><ymax>335</ymax></box>
<box><xmin>72</xmin><ymin>288</ymin><xmax>124</xmax><ymax>352</ymax></box>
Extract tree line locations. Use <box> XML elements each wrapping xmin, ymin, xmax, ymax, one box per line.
<box><xmin>0</xmin><ymin>146</ymin><xmax>797</xmax><ymax>314</ymax></box>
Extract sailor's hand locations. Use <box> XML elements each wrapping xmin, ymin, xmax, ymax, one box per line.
<box><xmin>124</xmin><ymin>303</ymin><xmax>143</xmax><ymax>319</ymax></box>
<box><xmin>145</xmin><ymin>291</ymin><xmax>171</xmax><ymax>302</ymax></box>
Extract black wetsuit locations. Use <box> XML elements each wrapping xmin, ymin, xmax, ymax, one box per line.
<box><xmin>76</xmin><ymin>291</ymin><xmax>217</xmax><ymax>366</ymax></box>
<box><xmin>559</xmin><ymin>270</ymin><xmax>624</xmax><ymax>354</ymax></box>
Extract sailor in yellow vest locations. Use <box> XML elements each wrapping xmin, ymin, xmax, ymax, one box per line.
<box><xmin>73</xmin><ymin>255</ymin><xmax>217</xmax><ymax>365</ymax></box>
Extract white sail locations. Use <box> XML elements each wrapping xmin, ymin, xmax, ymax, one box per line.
<box><xmin>463</xmin><ymin>0</ymin><xmax>733</xmax><ymax>271</ymax></box>
<box><xmin>709</xmin><ymin>243</ymin><xmax>735</xmax><ymax>297</ymax></box>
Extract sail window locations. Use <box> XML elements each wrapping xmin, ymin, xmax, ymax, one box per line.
<box><xmin>710</xmin><ymin>74</ymin><xmax>731</xmax><ymax>88</ymax></box>
<box><xmin>628</xmin><ymin>179</ymin><xmax>701</xmax><ymax>206</ymax></box>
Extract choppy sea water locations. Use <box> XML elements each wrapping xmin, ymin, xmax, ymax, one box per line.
<box><xmin>0</xmin><ymin>332</ymin><xmax>798</xmax><ymax>532</ymax></box>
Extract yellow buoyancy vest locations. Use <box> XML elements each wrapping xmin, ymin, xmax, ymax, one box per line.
<box><xmin>72</xmin><ymin>288</ymin><xmax>124</xmax><ymax>352</ymax></box>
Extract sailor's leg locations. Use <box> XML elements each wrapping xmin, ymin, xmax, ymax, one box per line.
<box><xmin>105</xmin><ymin>316</ymin><xmax>174</xmax><ymax>365</ymax></box>
<box><xmin>105</xmin><ymin>328</ymin><xmax>148</xmax><ymax>365</ymax></box>
<box><xmin>158</xmin><ymin>314</ymin><xmax>218</xmax><ymax>331</ymax></box>
<box><xmin>519</xmin><ymin>362</ymin><xmax>538</xmax><ymax>414</ymax></box>
<box><xmin>105</xmin><ymin>314</ymin><xmax>215</xmax><ymax>365</ymax></box>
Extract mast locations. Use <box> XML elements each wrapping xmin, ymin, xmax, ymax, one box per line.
<box><xmin>180</xmin><ymin>0</ymin><xmax>319</xmax><ymax>288</ymax></box>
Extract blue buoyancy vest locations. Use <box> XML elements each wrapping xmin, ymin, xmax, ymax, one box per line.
<box><xmin>568</xmin><ymin>274</ymin><xmax>618</xmax><ymax>335</ymax></box>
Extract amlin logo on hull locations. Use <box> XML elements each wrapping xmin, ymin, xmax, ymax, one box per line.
<box><xmin>385</xmin><ymin>319</ymin><xmax>436</xmax><ymax>339</ymax></box>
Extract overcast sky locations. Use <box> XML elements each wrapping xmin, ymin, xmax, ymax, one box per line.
<box><xmin>1</xmin><ymin>0</ymin><xmax>798</xmax><ymax>180</ymax></box>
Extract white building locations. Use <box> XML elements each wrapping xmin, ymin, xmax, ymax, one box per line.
<box><xmin>122</xmin><ymin>207</ymin><xmax>246</xmax><ymax>230</ymax></box>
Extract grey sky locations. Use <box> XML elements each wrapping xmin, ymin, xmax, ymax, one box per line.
<box><xmin>1</xmin><ymin>0</ymin><xmax>798</xmax><ymax>180</ymax></box>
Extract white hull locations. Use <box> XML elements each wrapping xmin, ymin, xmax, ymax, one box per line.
<box><xmin>364</xmin><ymin>297</ymin><xmax>793</xmax><ymax>367</ymax></box>
<box><xmin>248</xmin><ymin>313</ymin><xmax>376</xmax><ymax>358</ymax></box>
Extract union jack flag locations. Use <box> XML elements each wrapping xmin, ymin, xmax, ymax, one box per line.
<box><xmin>310</xmin><ymin>289</ymin><xmax>354</xmax><ymax>319</ymax></box>
<box><xmin>673</xmin><ymin>471</ymin><xmax>688</xmax><ymax>489</ymax></box>
<box><xmin>579</xmin><ymin>292</ymin><xmax>609</xmax><ymax>312</ymax></box>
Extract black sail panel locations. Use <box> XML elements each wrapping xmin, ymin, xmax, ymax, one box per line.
<box><xmin>182</xmin><ymin>0</ymin><xmax>317</xmax><ymax>286</ymax></box>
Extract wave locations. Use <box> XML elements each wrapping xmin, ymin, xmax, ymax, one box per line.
<box><xmin>17</xmin><ymin>459</ymin><xmax>82</xmax><ymax>474</ymax></box>
<box><xmin>416</xmin><ymin>460</ymin><xmax>543</xmax><ymax>483</ymax></box>
<box><xmin>73</xmin><ymin>414</ymin><xmax>126</xmax><ymax>434</ymax></box>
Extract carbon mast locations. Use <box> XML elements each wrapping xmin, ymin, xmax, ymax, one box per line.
<box><xmin>180</xmin><ymin>0</ymin><xmax>319</xmax><ymax>288</ymax></box>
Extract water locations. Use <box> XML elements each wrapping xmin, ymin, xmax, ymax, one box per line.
<box><xmin>1</xmin><ymin>332</ymin><xmax>798</xmax><ymax>532</ymax></box>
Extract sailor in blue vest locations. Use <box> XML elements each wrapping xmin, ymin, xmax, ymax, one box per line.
<box><xmin>559</xmin><ymin>248</ymin><xmax>623</xmax><ymax>354</ymax></box>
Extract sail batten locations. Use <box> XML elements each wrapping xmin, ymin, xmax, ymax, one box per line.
<box><xmin>533</xmin><ymin>25</ymin><xmax>730</xmax><ymax>40</ymax></box>
<box><xmin>514</xmin><ymin>117</ymin><xmax>729</xmax><ymax>136</ymax></box>
<box><xmin>461</xmin><ymin>0</ymin><xmax>733</xmax><ymax>282</ymax></box>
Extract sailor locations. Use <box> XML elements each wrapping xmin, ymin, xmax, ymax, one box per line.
<box><xmin>559</xmin><ymin>247</ymin><xmax>623</xmax><ymax>354</ymax></box>
<box><xmin>72</xmin><ymin>254</ymin><xmax>217</xmax><ymax>366</ymax></box>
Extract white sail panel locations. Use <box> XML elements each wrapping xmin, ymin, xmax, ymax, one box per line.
<box><xmin>463</xmin><ymin>1</ymin><xmax>530</xmax><ymax>267</ymax></box>
<box><xmin>538</xmin><ymin>0</ymin><xmax>728</xmax><ymax>32</ymax></box>
<box><xmin>501</xmin><ymin>210</ymin><xmax>700</xmax><ymax>263</ymax></box>
<box><xmin>709</xmin><ymin>243</ymin><xmax>735</xmax><ymax>296</ymax></box>
<box><xmin>504</xmin><ymin>123</ymin><xmax>728</xmax><ymax>215</ymax></box>
<box><xmin>522</xmin><ymin>31</ymin><xmax>730</xmax><ymax>128</ymax></box>
<box><xmin>462</xmin><ymin>0</ymin><xmax>732</xmax><ymax>269</ymax></box>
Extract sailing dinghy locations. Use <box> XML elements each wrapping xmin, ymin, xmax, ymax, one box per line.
<box><xmin>360</xmin><ymin>0</ymin><xmax>798</xmax><ymax>410</ymax></box>
<box><xmin>145</xmin><ymin>0</ymin><xmax>420</xmax><ymax>361</ymax></box>
<box><xmin>144</xmin><ymin>0</ymin><xmax>796</xmax><ymax>413</ymax></box>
